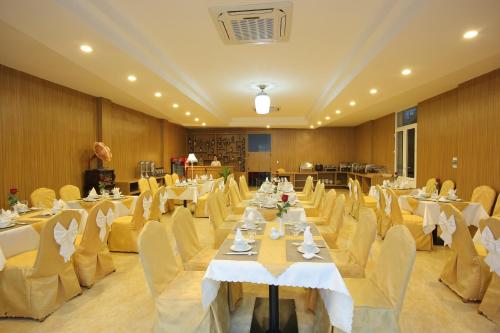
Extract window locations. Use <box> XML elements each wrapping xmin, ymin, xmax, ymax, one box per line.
<box><xmin>395</xmin><ymin>107</ymin><xmax>417</xmax><ymax>180</ymax></box>
<box><xmin>248</xmin><ymin>134</ymin><xmax>271</xmax><ymax>152</ymax></box>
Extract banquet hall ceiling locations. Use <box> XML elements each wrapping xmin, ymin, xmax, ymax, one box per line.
<box><xmin>0</xmin><ymin>0</ymin><xmax>499</xmax><ymax>128</ymax></box>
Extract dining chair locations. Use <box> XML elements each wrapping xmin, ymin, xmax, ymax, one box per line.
<box><xmin>138</xmin><ymin>221</ymin><xmax>230</xmax><ymax>333</ymax></box>
<box><xmin>352</xmin><ymin>179</ymin><xmax>376</xmax><ymax>221</ymax></box>
<box><xmin>149</xmin><ymin>186</ymin><xmax>167</xmax><ymax>221</ymax></box>
<box><xmin>388</xmin><ymin>189</ymin><xmax>432</xmax><ymax>251</ymax></box>
<box><xmin>228</xmin><ymin>179</ymin><xmax>247</xmax><ymax>214</ymax></box>
<box><xmin>478</xmin><ymin>218</ymin><xmax>500</xmax><ymax>325</ymax></box>
<box><xmin>148</xmin><ymin>176</ymin><xmax>159</xmax><ymax>194</ymax></box>
<box><xmin>424</xmin><ymin>178</ymin><xmax>437</xmax><ymax>195</ymax></box>
<box><xmin>195</xmin><ymin>181</ymin><xmax>214</xmax><ymax>218</ymax></box>
<box><xmin>73</xmin><ymin>200</ymin><xmax>115</xmax><ymax>287</ymax></box>
<box><xmin>470</xmin><ymin>185</ymin><xmax>496</xmax><ymax>215</ymax></box>
<box><xmin>108</xmin><ymin>190</ymin><xmax>152</xmax><ymax>253</ymax></box>
<box><xmin>0</xmin><ymin>210</ymin><xmax>82</xmax><ymax>320</ymax></box>
<box><xmin>171</xmin><ymin>173</ymin><xmax>180</xmax><ymax>184</ymax></box>
<box><xmin>59</xmin><ymin>184</ymin><xmax>81</xmax><ymax>201</ymax></box>
<box><xmin>492</xmin><ymin>195</ymin><xmax>500</xmax><ymax>217</ymax></box>
<box><xmin>318</xmin><ymin>194</ymin><xmax>345</xmax><ymax>249</ymax></box>
<box><xmin>313</xmin><ymin>224</ymin><xmax>416</xmax><ymax>333</ymax></box>
<box><xmin>164</xmin><ymin>174</ymin><xmax>173</xmax><ymax>186</ymax></box>
<box><xmin>216</xmin><ymin>190</ymin><xmax>243</xmax><ymax>222</ymax></box>
<box><xmin>30</xmin><ymin>187</ymin><xmax>56</xmax><ymax>208</ymax></box>
<box><xmin>297</xmin><ymin>176</ymin><xmax>313</xmax><ymax>201</ymax></box>
<box><xmin>439</xmin><ymin>179</ymin><xmax>455</xmax><ymax>197</ymax></box>
<box><xmin>303</xmin><ymin>182</ymin><xmax>325</xmax><ymax>217</ymax></box>
<box><xmin>138</xmin><ymin>178</ymin><xmax>151</xmax><ymax>194</ymax></box>
<box><xmin>439</xmin><ymin>204</ymin><xmax>492</xmax><ymax>301</ymax></box>
<box><xmin>207</xmin><ymin>192</ymin><xmax>236</xmax><ymax>248</ymax></box>
<box><xmin>308</xmin><ymin>189</ymin><xmax>336</xmax><ymax>225</ymax></box>
<box><xmin>238</xmin><ymin>175</ymin><xmax>254</xmax><ymax>200</ymax></box>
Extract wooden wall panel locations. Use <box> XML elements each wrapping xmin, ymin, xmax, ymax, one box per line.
<box><xmin>163</xmin><ymin>120</ymin><xmax>187</xmax><ymax>172</ymax></box>
<box><xmin>0</xmin><ymin>65</ymin><xmax>96</xmax><ymax>207</ymax></box>
<box><xmin>371</xmin><ymin>114</ymin><xmax>395</xmax><ymax>173</ymax></box>
<box><xmin>102</xmin><ymin>103</ymin><xmax>163</xmax><ymax>180</ymax></box>
<box><xmin>353</xmin><ymin>122</ymin><xmax>373</xmax><ymax>163</ymax></box>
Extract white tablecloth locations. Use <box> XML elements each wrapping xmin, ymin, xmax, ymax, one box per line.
<box><xmin>202</xmin><ymin>260</ymin><xmax>353</xmax><ymax>332</ymax></box>
<box><xmin>166</xmin><ymin>181</ymin><xmax>214</xmax><ymax>204</ymax></box>
<box><xmin>398</xmin><ymin>196</ymin><xmax>488</xmax><ymax>234</ymax></box>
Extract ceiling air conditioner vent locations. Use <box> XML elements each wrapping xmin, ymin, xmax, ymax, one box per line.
<box><xmin>209</xmin><ymin>2</ymin><xmax>292</xmax><ymax>45</ymax></box>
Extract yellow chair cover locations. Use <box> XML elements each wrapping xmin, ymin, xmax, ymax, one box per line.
<box><xmin>171</xmin><ymin>173</ymin><xmax>180</xmax><ymax>184</ymax></box>
<box><xmin>313</xmin><ymin>224</ymin><xmax>416</xmax><ymax>333</ymax></box>
<box><xmin>239</xmin><ymin>175</ymin><xmax>254</xmax><ymax>200</ymax></box>
<box><xmin>148</xmin><ymin>177</ymin><xmax>159</xmax><ymax>194</ymax></box>
<box><xmin>108</xmin><ymin>191</ymin><xmax>151</xmax><ymax>253</ymax></box>
<box><xmin>0</xmin><ymin>210</ymin><xmax>82</xmax><ymax>320</ymax></box>
<box><xmin>30</xmin><ymin>187</ymin><xmax>56</xmax><ymax>208</ymax></box>
<box><xmin>439</xmin><ymin>204</ymin><xmax>492</xmax><ymax>301</ymax></box>
<box><xmin>439</xmin><ymin>179</ymin><xmax>455</xmax><ymax>197</ymax></box>
<box><xmin>318</xmin><ymin>194</ymin><xmax>345</xmax><ymax>249</ymax></box>
<box><xmin>228</xmin><ymin>179</ymin><xmax>247</xmax><ymax>214</ymax></box>
<box><xmin>470</xmin><ymin>185</ymin><xmax>496</xmax><ymax>215</ymax></box>
<box><xmin>149</xmin><ymin>186</ymin><xmax>167</xmax><ymax>221</ymax></box>
<box><xmin>138</xmin><ymin>178</ymin><xmax>151</xmax><ymax>194</ymax></box>
<box><xmin>424</xmin><ymin>178</ymin><xmax>437</xmax><ymax>195</ymax></box>
<box><xmin>138</xmin><ymin>221</ymin><xmax>230</xmax><ymax>333</ymax></box>
<box><xmin>351</xmin><ymin>180</ymin><xmax>362</xmax><ymax>220</ymax></box>
<box><xmin>73</xmin><ymin>201</ymin><xmax>115</xmax><ymax>287</ymax></box>
<box><xmin>59</xmin><ymin>185</ymin><xmax>81</xmax><ymax>201</ymax></box>
<box><xmin>308</xmin><ymin>189</ymin><xmax>336</xmax><ymax>225</ymax></box>
<box><xmin>346</xmin><ymin>178</ymin><xmax>355</xmax><ymax>215</ymax></box>
<box><xmin>388</xmin><ymin>189</ymin><xmax>432</xmax><ymax>251</ymax></box>
<box><xmin>164</xmin><ymin>174</ymin><xmax>173</xmax><ymax>186</ymax></box>
<box><xmin>216</xmin><ymin>189</ymin><xmax>242</xmax><ymax>222</ymax></box>
<box><xmin>303</xmin><ymin>182</ymin><xmax>325</xmax><ymax>217</ymax></box>
<box><xmin>297</xmin><ymin>176</ymin><xmax>314</xmax><ymax>201</ymax></box>
<box><xmin>492</xmin><ymin>196</ymin><xmax>500</xmax><ymax>217</ymax></box>
<box><xmin>478</xmin><ymin>218</ymin><xmax>500</xmax><ymax>325</ymax></box>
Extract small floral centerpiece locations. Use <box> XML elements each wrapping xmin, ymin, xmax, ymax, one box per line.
<box><xmin>276</xmin><ymin>194</ymin><xmax>291</xmax><ymax>219</ymax></box>
<box><xmin>8</xmin><ymin>187</ymin><xmax>19</xmax><ymax>207</ymax></box>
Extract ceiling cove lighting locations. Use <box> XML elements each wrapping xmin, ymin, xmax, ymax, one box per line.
<box><xmin>185</xmin><ymin>111</ymin><xmax>191</xmax><ymax>116</ymax></box>
<box><xmin>401</xmin><ymin>68</ymin><xmax>412</xmax><ymax>76</ymax></box>
<box><xmin>194</xmin><ymin>117</ymin><xmax>199</xmax><ymax>122</ymax></box>
<box><xmin>349</xmin><ymin>100</ymin><xmax>356</xmax><ymax>106</ymax></box>
<box><xmin>317</xmin><ymin>121</ymin><xmax>322</xmax><ymax>125</ymax></box>
<box><xmin>80</xmin><ymin>44</ymin><xmax>93</xmax><ymax>53</ymax></box>
<box><xmin>172</xmin><ymin>103</ymin><xmax>179</xmax><ymax>108</ymax></box>
<box><xmin>127</xmin><ymin>75</ymin><xmax>137</xmax><ymax>82</ymax></box>
<box><xmin>463</xmin><ymin>30</ymin><xmax>478</xmax><ymax>39</ymax></box>
<box><xmin>154</xmin><ymin>92</ymin><xmax>162</xmax><ymax>97</ymax></box>
<box><xmin>369</xmin><ymin>88</ymin><xmax>378</xmax><ymax>95</ymax></box>
<box><xmin>202</xmin><ymin>122</ymin><xmax>207</xmax><ymax>126</ymax></box>
<box><xmin>325</xmin><ymin>116</ymin><xmax>331</xmax><ymax>120</ymax></box>
<box><xmin>335</xmin><ymin>110</ymin><xmax>341</xmax><ymax>114</ymax></box>
<box><xmin>255</xmin><ymin>84</ymin><xmax>271</xmax><ymax>115</ymax></box>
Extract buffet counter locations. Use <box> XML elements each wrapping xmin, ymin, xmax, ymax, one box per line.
<box><xmin>187</xmin><ymin>165</ymin><xmax>234</xmax><ymax>179</ymax></box>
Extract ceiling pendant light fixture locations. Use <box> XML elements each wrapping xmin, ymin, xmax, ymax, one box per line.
<box><xmin>255</xmin><ymin>84</ymin><xmax>271</xmax><ymax>115</ymax></box>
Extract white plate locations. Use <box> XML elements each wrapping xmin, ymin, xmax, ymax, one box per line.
<box><xmin>262</xmin><ymin>204</ymin><xmax>276</xmax><ymax>209</ymax></box>
<box><xmin>230</xmin><ymin>244</ymin><xmax>252</xmax><ymax>252</ymax></box>
<box><xmin>297</xmin><ymin>245</ymin><xmax>320</xmax><ymax>254</ymax></box>
<box><xmin>0</xmin><ymin>222</ymin><xmax>14</xmax><ymax>229</ymax></box>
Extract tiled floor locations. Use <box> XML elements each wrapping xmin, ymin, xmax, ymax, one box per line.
<box><xmin>0</xmin><ymin>205</ymin><xmax>497</xmax><ymax>333</ymax></box>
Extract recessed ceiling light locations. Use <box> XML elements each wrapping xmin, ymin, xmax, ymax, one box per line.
<box><xmin>266</xmin><ymin>125</ymin><xmax>270</xmax><ymax>129</ymax></box>
<box><xmin>349</xmin><ymin>101</ymin><xmax>356</xmax><ymax>106</ymax></box>
<box><xmin>401</xmin><ymin>68</ymin><xmax>412</xmax><ymax>76</ymax></box>
<box><xmin>335</xmin><ymin>110</ymin><xmax>341</xmax><ymax>114</ymax></box>
<box><xmin>127</xmin><ymin>75</ymin><xmax>137</xmax><ymax>82</ymax></box>
<box><xmin>185</xmin><ymin>111</ymin><xmax>191</xmax><ymax>116</ymax></box>
<box><xmin>463</xmin><ymin>30</ymin><xmax>478</xmax><ymax>39</ymax></box>
<box><xmin>172</xmin><ymin>103</ymin><xmax>179</xmax><ymax>108</ymax></box>
<box><xmin>325</xmin><ymin>116</ymin><xmax>331</xmax><ymax>120</ymax></box>
<box><xmin>80</xmin><ymin>44</ymin><xmax>93</xmax><ymax>53</ymax></box>
<box><xmin>154</xmin><ymin>92</ymin><xmax>162</xmax><ymax>98</ymax></box>
<box><xmin>369</xmin><ymin>88</ymin><xmax>378</xmax><ymax>95</ymax></box>
<box><xmin>317</xmin><ymin>121</ymin><xmax>322</xmax><ymax>125</ymax></box>
<box><xmin>202</xmin><ymin>122</ymin><xmax>206</xmax><ymax>126</ymax></box>
<box><xmin>194</xmin><ymin>117</ymin><xmax>199</xmax><ymax>122</ymax></box>
<box><xmin>309</xmin><ymin>125</ymin><xmax>314</xmax><ymax>129</ymax></box>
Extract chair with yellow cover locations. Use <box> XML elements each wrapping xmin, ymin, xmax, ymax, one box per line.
<box><xmin>138</xmin><ymin>220</ymin><xmax>230</xmax><ymax>333</ymax></box>
<box><xmin>478</xmin><ymin>217</ymin><xmax>500</xmax><ymax>325</ymax></box>
<box><xmin>439</xmin><ymin>204</ymin><xmax>492</xmax><ymax>301</ymax></box>
<box><xmin>352</xmin><ymin>179</ymin><xmax>376</xmax><ymax>221</ymax></box>
<box><xmin>138</xmin><ymin>178</ymin><xmax>151</xmax><ymax>194</ymax></box>
<box><xmin>492</xmin><ymin>195</ymin><xmax>500</xmax><ymax>217</ymax></box>
<box><xmin>195</xmin><ymin>182</ymin><xmax>214</xmax><ymax>218</ymax></box>
<box><xmin>164</xmin><ymin>174</ymin><xmax>173</xmax><ymax>186</ymax></box>
<box><xmin>318</xmin><ymin>194</ymin><xmax>346</xmax><ymax>249</ymax></box>
<box><xmin>239</xmin><ymin>175</ymin><xmax>254</xmax><ymax>200</ymax></box>
<box><xmin>148</xmin><ymin>177</ymin><xmax>159</xmax><ymax>194</ymax></box>
<box><xmin>149</xmin><ymin>186</ymin><xmax>167</xmax><ymax>221</ymax></box>
<box><xmin>59</xmin><ymin>185</ymin><xmax>81</xmax><ymax>201</ymax></box>
<box><xmin>207</xmin><ymin>192</ymin><xmax>237</xmax><ymax>248</ymax></box>
<box><xmin>297</xmin><ymin>176</ymin><xmax>313</xmax><ymax>201</ymax></box>
<box><xmin>163</xmin><ymin>174</ymin><xmax>175</xmax><ymax>212</ymax></box>
<box><xmin>303</xmin><ymin>182</ymin><xmax>325</xmax><ymax>217</ymax></box>
<box><xmin>350</xmin><ymin>180</ymin><xmax>361</xmax><ymax>220</ymax></box>
<box><xmin>470</xmin><ymin>185</ymin><xmax>496</xmax><ymax>215</ymax></box>
<box><xmin>228</xmin><ymin>179</ymin><xmax>248</xmax><ymax>214</ymax></box>
<box><xmin>439</xmin><ymin>179</ymin><xmax>455</xmax><ymax>197</ymax></box>
<box><xmin>313</xmin><ymin>224</ymin><xmax>416</xmax><ymax>333</ymax></box>
<box><xmin>108</xmin><ymin>191</ymin><xmax>152</xmax><ymax>253</ymax></box>
<box><xmin>387</xmin><ymin>189</ymin><xmax>432</xmax><ymax>251</ymax></box>
<box><xmin>73</xmin><ymin>200</ymin><xmax>115</xmax><ymax>287</ymax></box>
<box><xmin>216</xmin><ymin>189</ymin><xmax>243</xmax><ymax>222</ymax></box>
<box><xmin>308</xmin><ymin>189</ymin><xmax>336</xmax><ymax>225</ymax></box>
<box><xmin>171</xmin><ymin>173</ymin><xmax>180</xmax><ymax>184</ymax></box>
<box><xmin>30</xmin><ymin>187</ymin><xmax>56</xmax><ymax>208</ymax></box>
<box><xmin>375</xmin><ymin>185</ymin><xmax>389</xmax><ymax>238</ymax></box>
<box><xmin>424</xmin><ymin>178</ymin><xmax>437</xmax><ymax>195</ymax></box>
<box><xmin>346</xmin><ymin>178</ymin><xmax>355</xmax><ymax>215</ymax></box>
<box><xmin>0</xmin><ymin>210</ymin><xmax>82</xmax><ymax>320</ymax></box>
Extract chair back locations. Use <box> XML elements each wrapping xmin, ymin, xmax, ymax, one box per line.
<box><xmin>388</xmin><ymin>189</ymin><xmax>404</xmax><ymax>225</ymax></box>
<box><xmin>228</xmin><ymin>180</ymin><xmax>242</xmax><ymax>205</ymax></box>
<box><xmin>172</xmin><ymin>207</ymin><xmax>202</xmax><ymax>263</ymax></box>
<box><xmin>207</xmin><ymin>192</ymin><xmax>224</xmax><ymax>228</ymax></box>
<box><xmin>239</xmin><ymin>175</ymin><xmax>251</xmax><ymax>197</ymax></box>
<box><xmin>328</xmin><ymin>194</ymin><xmax>345</xmax><ymax>236</ymax></box>
<box><xmin>302</xmin><ymin>176</ymin><xmax>313</xmax><ymax>198</ymax></box>
<box><xmin>313</xmin><ymin>182</ymin><xmax>325</xmax><ymax>208</ymax></box>
<box><xmin>30</xmin><ymin>187</ymin><xmax>56</xmax><ymax>208</ymax></box>
<box><xmin>470</xmin><ymin>185</ymin><xmax>496</xmax><ymax>215</ymax></box>
<box><xmin>441</xmin><ymin>204</ymin><xmax>478</xmax><ymax>263</ymax></box>
<box><xmin>131</xmin><ymin>191</ymin><xmax>152</xmax><ymax>230</ymax></box>
<box><xmin>352</xmin><ymin>180</ymin><xmax>362</xmax><ymax>218</ymax></box>
<box><xmin>79</xmin><ymin>200</ymin><xmax>115</xmax><ymax>254</ymax></box>
<box><xmin>138</xmin><ymin>178</ymin><xmax>150</xmax><ymax>194</ymax></box>
<box><xmin>32</xmin><ymin>210</ymin><xmax>82</xmax><ymax>277</ymax></box>
<box><xmin>439</xmin><ymin>180</ymin><xmax>455</xmax><ymax>197</ymax></box>
<box><xmin>59</xmin><ymin>185</ymin><xmax>81</xmax><ymax>201</ymax></box>
<box><xmin>320</xmin><ymin>190</ymin><xmax>337</xmax><ymax>219</ymax></box>
<box><xmin>493</xmin><ymin>196</ymin><xmax>500</xmax><ymax>217</ymax></box>
<box><xmin>171</xmin><ymin>173</ymin><xmax>180</xmax><ymax>184</ymax></box>
<box><xmin>138</xmin><ymin>221</ymin><xmax>179</xmax><ymax>298</ymax></box>
<box><xmin>375</xmin><ymin>185</ymin><xmax>386</xmax><ymax>211</ymax></box>
<box><xmin>216</xmin><ymin>190</ymin><xmax>230</xmax><ymax>220</ymax></box>
<box><xmin>148</xmin><ymin>177</ymin><xmax>159</xmax><ymax>194</ymax></box>
<box><xmin>149</xmin><ymin>186</ymin><xmax>166</xmax><ymax>221</ymax></box>
<box><xmin>349</xmin><ymin>207</ymin><xmax>377</xmax><ymax>271</ymax></box>
<box><xmin>479</xmin><ymin>217</ymin><xmax>500</xmax><ymax>238</ymax></box>
<box><xmin>371</xmin><ymin>224</ymin><xmax>416</xmax><ymax>319</ymax></box>
<box><xmin>164</xmin><ymin>174</ymin><xmax>173</xmax><ymax>186</ymax></box>
<box><xmin>424</xmin><ymin>178</ymin><xmax>437</xmax><ymax>194</ymax></box>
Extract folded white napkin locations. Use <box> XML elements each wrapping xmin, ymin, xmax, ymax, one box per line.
<box><xmin>142</xmin><ymin>196</ymin><xmax>152</xmax><ymax>219</ymax></box>
<box><xmin>438</xmin><ymin>197</ymin><xmax>447</xmax><ymax>202</ymax></box>
<box><xmin>159</xmin><ymin>192</ymin><xmax>168</xmax><ymax>214</ymax></box>
<box><xmin>245</xmin><ymin>210</ymin><xmax>256</xmax><ymax>222</ymax></box>
<box><xmin>0</xmin><ymin>209</ymin><xmax>19</xmax><ymax>223</ymax></box>
<box><xmin>112</xmin><ymin>187</ymin><xmax>121</xmax><ymax>195</ymax></box>
<box><xmin>54</xmin><ymin>218</ymin><xmax>78</xmax><ymax>262</ymax></box>
<box><xmin>51</xmin><ymin>199</ymin><xmax>66</xmax><ymax>214</ymax></box>
<box><xmin>234</xmin><ymin>228</ymin><xmax>247</xmax><ymax>246</ymax></box>
<box><xmin>209</xmin><ymin>174</ymin><xmax>213</xmax><ymax>180</ymax></box>
<box><xmin>96</xmin><ymin>209</ymin><xmax>114</xmax><ymax>241</ymax></box>
<box><xmin>288</xmin><ymin>192</ymin><xmax>297</xmax><ymax>205</ymax></box>
<box><xmin>89</xmin><ymin>187</ymin><xmax>98</xmax><ymax>198</ymax></box>
<box><xmin>0</xmin><ymin>246</ymin><xmax>5</xmax><ymax>271</ymax></box>
<box><xmin>447</xmin><ymin>189</ymin><xmax>457</xmax><ymax>200</ymax></box>
<box><xmin>438</xmin><ymin>212</ymin><xmax>456</xmax><ymax>247</ymax></box>
<box><xmin>481</xmin><ymin>227</ymin><xmax>500</xmax><ymax>275</ymax></box>
<box><xmin>14</xmin><ymin>201</ymin><xmax>28</xmax><ymax>213</ymax></box>
<box><xmin>175</xmin><ymin>179</ymin><xmax>180</xmax><ymax>184</ymax></box>
<box><xmin>265</xmin><ymin>177</ymin><xmax>269</xmax><ymax>183</ymax></box>
<box><xmin>416</xmin><ymin>188</ymin><xmax>426</xmax><ymax>197</ymax></box>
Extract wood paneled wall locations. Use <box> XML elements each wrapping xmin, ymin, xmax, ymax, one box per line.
<box><xmin>163</xmin><ymin>120</ymin><xmax>187</xmax><ymax>172</ymax></box>
<box><xmin>0</xmin><ymin>65</ymin><xmax>186</xmax><ymax>208</ymax></box>
<box><xmin>417</xmin><ymin>69</ymin><xmax>500</xmax><ymax>200</ymax></box>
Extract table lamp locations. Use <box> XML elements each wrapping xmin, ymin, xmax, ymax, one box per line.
<box><xmin>187</xmin><ymin>153</ymin><xmax>198</xmax><ymax>180</ymax></box>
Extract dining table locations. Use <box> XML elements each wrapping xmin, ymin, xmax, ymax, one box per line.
<box><xmin>166</xmin><ymin>180</ymin><xmax>214</xmax><ymax>207</ymax></box>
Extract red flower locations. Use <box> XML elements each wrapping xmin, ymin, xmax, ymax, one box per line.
<box><xmin>281</xmin><ymin>194</ymin><xmax>289</xmax><ymax>202</ymax></box>
<box><xmin>10</xmin><ymin>188</ymin><xmax>18</xmax><ymax>194</ymax></box>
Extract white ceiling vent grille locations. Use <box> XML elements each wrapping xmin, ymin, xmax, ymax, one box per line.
<box><xmin>209</xmin><ymin>2</ymin><xmax>292</xmax><ymax>45</ymax></box>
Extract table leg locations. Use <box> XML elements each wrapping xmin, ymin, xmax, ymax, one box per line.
<box><xmin>267</xmin><ymin>285</ymin><xmax>281</xmax><ymax>333</ymax></box>
<box><xmin>183</xmin><ymin>200</ymin><xmax>187</xmax><ymax>208</ymax></box>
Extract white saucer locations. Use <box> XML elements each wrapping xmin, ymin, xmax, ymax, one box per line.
<box><xmin>230</xmin><ymin>244</ymin><xmax>252</xmax><ymax>252</ymax></box>
<box><xmin>262</xmin><ymin>204</ymin><xmax>276</xmax><ymax>209</ymax></box>
<box><xmin>297</xmin><ymin>245</ymin><xmax>320</xmax><ymax>254</ymax></box>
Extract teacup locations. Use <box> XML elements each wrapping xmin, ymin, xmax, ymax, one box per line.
<box><xmin>302</xmin><ymin>241</ymin><xmax>317</xmax><ymax>254</ymax></box>
<box><xmin>113</xmin><ymin>193</ymin><xmax>121</xmax><ymax>199</ymax></box>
